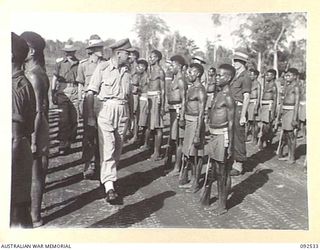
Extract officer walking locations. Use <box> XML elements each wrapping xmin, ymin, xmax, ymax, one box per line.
<box><xmin>77</xmin><ymin>34</ymin><xmax>105</xmax><ymax>179</ymax></box>
<box><xmin>86</xmin><ymin>38</ymin><xmax>133</xmax><ymax>203</ymax></box>
<box><xmin>51</xmin><ymin>42</ymin><xmax>79</xmax><ymax>155</ymax></box>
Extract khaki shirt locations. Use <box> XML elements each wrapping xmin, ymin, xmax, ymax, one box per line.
<box><xmin>12</xmin><ymin>70</ymin><xmax>36</xmax><ymax>138</ymax></box>
<box><xmin>54</xmin><ymin>57</ymin><xmax>79</xmax><ymax>83</ymax></box>
<box><xmin>87</xmin><ymin>58</ymin><xmax>132</xmax><ymax>101</ymax></box>
<box><xmin>230</xmin><ymin>70</ymin><xmax>252</xmax><ymax>103</ymax></box>
<box><xmin>76</xmin><ymin>58</ymin><xmax>101</xmax><ymax>91</ymax></box>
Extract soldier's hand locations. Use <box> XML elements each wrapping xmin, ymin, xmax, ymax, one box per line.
<box><xmin>87</xmin><ymin>117</ymin><xmax>96</xmax><ymax>127</ymax></box>
<box><xmin>193</xmin><ymin>137</ymin><xmax>201</xmax><ymax>148</ymax></box>
<box><xmin>52</xmin><ymin>92</ymin><xmax>58</xmax><ymax>105</ymax></box>
<box><xmin>239</xmin><ymin>116</ymin><xmax>246</xmax><ymax>126</ymax></box>
<box><xmin>291</xmin><ymin>119</ymin><xmax>298</xmax><ymax>128</ymax></box>
<box><xmin>160</xmin><ymin>108</ymin><xmax>165</xmax><ymax>117</ymax></box>
<box><xmin>179</xmin><ymin>118</ymin><xmax>185</xmax><ymax>128</ymax></box>
<box><xmin>227</xmin><ymin>146</ymin><xmax>232</xmax><ymax>159</ymax></box>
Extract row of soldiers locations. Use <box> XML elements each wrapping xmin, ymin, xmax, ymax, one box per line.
<box><xmin>11</xmin><ymin>31</ymin><xmax>306</xmax><ymax>227</ymax></box>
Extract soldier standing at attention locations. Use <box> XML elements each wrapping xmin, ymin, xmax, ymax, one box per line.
<box><xmin>200</xmin><ymin>64</ymin><xmax>235</xmax><ymax>216</ymax></box>
<box><xmin>11</xmin><ymin>32</ymin><xmax>36</xmax><ymax>227</ymax></box>
<box><xmin>20</xmin><ymin>31</ymin><xmax>49</xmax><ymax>228</ymax></box>
<box><xmin>257</xmin><ymin>69</ymin><xmax>278</xmax><ymax>150</ymax></box>
<box><xmin>76</xmin><ymin>35</ymin><xmax>105</xmax><ymax>179</ymax></box>
<box><xmin>179</xmin><ymin>63</ymin><xmax>206</xmax><ymax>193</ymax></box>
<box><xmin>128</xmin><ymin>47</ymin><xmax>141</xmax><ymax>144</ymax></box>
<box><xmin>166</xmin><ymin>55</ymin><xmax>187</xmax><ymax>175</ymax></box>
<box><xmin>276</xmin><ymin>68</ymin><xmax>300</xmax><ymax>164</ymax></box>
<box><xmin>246</xmin><ymin>69</ymin><xmax>261</xmax><ymax>143</ymax></box>
<box><xmin>86</xmin><ymin>38</ymin><xmax>133</xmax><ymax>203</ymax></box>
<box><xmin>51</xmin><ymin>42</ymin><xmax>79</xmax><ymax>155</ymax></box>
<box><xmin>145</xmin><ymin>50</ymin><xmax>165</xmax><ymax>161</ymax></box>
<box><xmin>298</xmin><ymin>73</ymin><xmax>306</xmax><ymax>141</ymax></box>
<box><xmin>205</xmin><ymin>67</ymin><xmax>217</xmax><ymax>129</ymax></box>
<box><xmin>135</xmin><ymin>59</ymin><xmax>150</xmax><ymax>147</ymax></box>
<box><xmin>229</xmin><ymin>50</ymin><xmax>252</xmax><ymax>176</ymax></box>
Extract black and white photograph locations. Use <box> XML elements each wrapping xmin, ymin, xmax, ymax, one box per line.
<box><xmin>9</xmin><ymin>11</ymin><xmax>308</xmax><ymax>230</ymax></box>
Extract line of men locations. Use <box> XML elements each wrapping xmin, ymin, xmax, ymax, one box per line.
<box><xmin>11</xmin><ymin>31</ymin><xmax>306</xmax><ymax>227</ymax></box>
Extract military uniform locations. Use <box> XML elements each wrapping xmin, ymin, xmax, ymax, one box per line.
<box><xmin>87</xmin><ymin>57</ymin><xmax>131</xmax><ymax>189</ymax></box>
<box><xmin>12</xmin><ymin>70</ymin><xmax>36</xmax><ymax>205</ymax></box>
<box><xmin>77</xmin><ymin>57</ymin><xmax>104</xmax><ymax>169</ymax></box>
<box><xmin>54</xmin><ymin>57</ymin><xmax>79</xmax><ymax>149</ymax></box>
<box><xmin>230</xmin><ymin>70</ymin><xmax>252</xmax><ymax>162</ymax></box>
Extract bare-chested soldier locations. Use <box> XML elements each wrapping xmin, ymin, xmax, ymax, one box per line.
<box><xmin>298</xmin><ymin>73</ymin><xmax>306</xmax><ymax>141</ymax></box>
<box><xmin>135</xmin><ymin>59</ymin><xmax>150</xmax><ymax>146</ymax></box>
<box><xmin>200</xmin><ymin>64</ymin><xmax>235</xmax><ymax>216</ymax></box>
<box><xmin>166</xmin><ymin>55</ymin><xmax>187</xmax><ymax>175</ymax></box>
<box><xmin>179</xmin><ymin>63</ymin><xmax>206</xmax><ymax>193</ymax></box>
<box><xmin>144</xmin><ymin>50</ymin><xmax>165</xmax><ymax>161</ymax></box>
<box><xmin>257</xmin><ymin>69</ymin><xmax>278</xmax><ymax>150</ymax></box>
<box><xmin>246</xmin><ymin>69</ymin><xmax>261</xmax><ymax>143</ymax></box>
<box><xmin>128</xmin><ymin>47</ymin><xmax>140</xmax><ymax>143</ymax></box>
<box><xmin>276</xmin><ymin>68</ymin><xmax>300</xmax><ymax>164</ymax></box>
<box><xmin>205</xmin><ymin>67</ymin><xmax>216</xmax><ymax>126</ymax></box>
<box><xmin>21</xmin><ymin>32</ymin><xmax>49</xmax><ymax>227</ymax></box>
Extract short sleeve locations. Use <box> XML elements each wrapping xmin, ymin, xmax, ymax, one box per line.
<box><xmin>87</xmin><ymin>64</ymin><xmax>102</xmax><ymax>93</ymax></box>
<box><xmin>241</xmin><ymin>73</ymin><xmax>252</xmax><ymax>94</ymax></box>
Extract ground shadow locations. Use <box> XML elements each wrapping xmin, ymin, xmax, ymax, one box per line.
<box><xmin>49</xmin><ymin>145</ymin><xmax>82</xmax><ymax>159</ymax></box>
<box><xmin>88</xmin><ymin>191</ymin><xmax>176</xmax><ymax>228</ymax></box>
<box><xmin>295</xmin><ymin>143</ymin><xmax>306</xmax><ymax>160</ymax></box>
<box><xmin>47</xmin><ymin>159</ymin><xmax>83</xmax><ymax>174</ymax></box>
<box><xmin>118</xmin><ymin>149</ymin><xmax>153</xmax><ymax>170</ymax></box>
<box><xmin>45</xmin><ymin>172</ymin><xmax>84</xmax><ymax>193</ymax></box>
<box><xmin>116</xmin><ymin>165</ymin><xmax>167</xmax><ymax>199</ymax></box>
<box><xmin>43</xmin><ymin>186</ymin><xmax>105</xmax><ymax>224</ymax></box>
<box><xmin>227</xmin><ymin>169</ymin><xmax>273</xmax><ymax>209</ymax></box>
<box><xmin>243</xmin><ymin>143</ymin><xmax>277</xmax><ymax>173</ymax></box>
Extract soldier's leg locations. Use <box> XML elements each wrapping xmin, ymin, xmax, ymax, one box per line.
<box><xmin>10</xmin><ymin>202</ymin><xmax>32</xmax><ymax>228</ymax></box>
<box><xmin>97</xmin><ymin>120</ymin><xmax>117</xmax><ymax>195</ymax></box>
<box><xmin>179</xmin><ymin>155</ymin><xmax>189</xmax><ymax>186</ymax></box>
<box><xmin>30</xmin><ymin>154</ymin><xmax>46</xmax><ymax>227</ymax></box>
<box><xmin>151</xmin><ymin>128</ymin><xmax>162</xmax><ymax>160</ymax></box>
<box><xmin>211</xmin><ymin>161</ymin><xmax>229</xmax><ymax>216</ymax></box>
<box><xmin>187</xmin><ymin>156</ymin><xmax>203</xmax><ymax>193</ymax></box>
<box><xmin>287</xmin><ymin>131</ymin><xmax>296</xmax><ymax>164</ymax></box>
<box><xmin>278</xmin><ymin>131</ymin><xmax>288</xmax><ymax>159</ymax></box>
<box><xmin>130</xmin><ymin>114</ymin><xmax>139</xmax><ymax>143</ymax></box>
<box><xmin>57</xmin><ymin>101</ymin><xmax>70</xmax><ymax>153</ymax></box>
<box><xmin>69</xmin><ymin>98</ymin><xmax>79</xmax><ymax>142</ymax></box>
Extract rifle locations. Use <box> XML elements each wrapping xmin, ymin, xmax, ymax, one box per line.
<box><xmin>276</xmin><ymin>129</ymin><xmax>284</xmax><ymax>155</ymax></box>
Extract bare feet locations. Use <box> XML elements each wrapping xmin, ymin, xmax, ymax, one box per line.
<box><xmin>148</xmin><ymin>153</ymin><xmax>162</xmax><ymax>161</ymax></box>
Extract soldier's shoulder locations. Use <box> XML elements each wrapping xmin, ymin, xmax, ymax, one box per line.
<box><xmin>96</xmin><ymin>60</ymin><xmax>110</xmax><ymax>71</ymax></box>
<box><xmin>79</xmin><ymin>58</ymin><xmax>89</xmax><ymax>64</ymax></box>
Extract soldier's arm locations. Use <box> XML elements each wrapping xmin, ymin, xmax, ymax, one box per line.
<box><xmin>86</xmin><ymin>65</ymin><xmax>103</xmax><ymax>126</ymax></box>
<box><xmin>28</xmin><ymin>73</ymin><xmax>45</xmax><ymax>151</ymax></box>
<box><xmin>160</xmin><ymin>70</ymin><xmax>166</xmax><ymax>113</ymax></box>
<box><xmin>240</xmin><ymin>76</ymin><xmax>252</xmax><ymax>124</ymax></box>
<box><xmin>271</xmin><ymin>84</ymin><xmax>278</xmax><ymax>119</ymax></box>
<box><xmin>179</xmin><ymin>77</ymin><xmax>187</xmax><ymax>120</ymax></box>
<box><xmin>256</xmin><ymin>81</ymin><xmax>261</xmax><ymax>113</ymax></box>
<box><xmin>76</xmin><ymin>63</ymin><xmax>85</xmax><ymax>101</ymax></box>
<box><xmin>226</xmin><ymin>93</ymin><xmax>235</xmax><ymax>159</ymax></box>
<box><xmin>194</xmin><ymin>87</ymin><xmax>207</xmax><ymax>143</ymax></box>
<box><xmin>293</xmin><ymin>84</ymin><xmax>300</xmax><ymax>125</ymax></box>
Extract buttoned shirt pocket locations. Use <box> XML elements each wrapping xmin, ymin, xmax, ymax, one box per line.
<box><xmin>101</xmin><ymin>75</ymin><xmax>117</xmax><ymax>96</ymax></box>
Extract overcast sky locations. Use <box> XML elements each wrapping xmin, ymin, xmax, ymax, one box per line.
<box><xmin>11</xmin><ymin>12</ymin><xmax>306</xmax><ymax>52</ymax></box>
